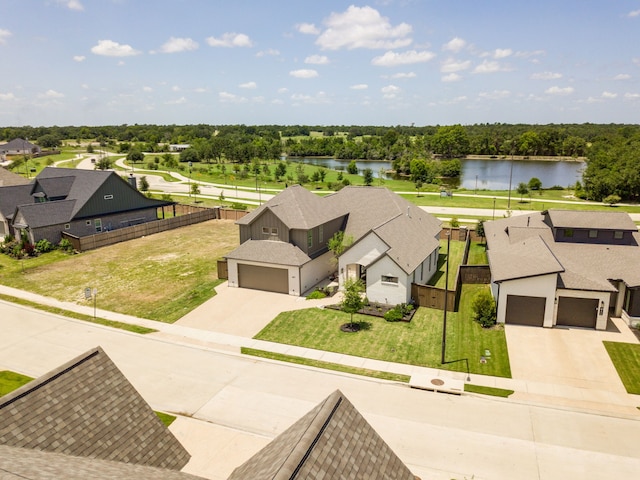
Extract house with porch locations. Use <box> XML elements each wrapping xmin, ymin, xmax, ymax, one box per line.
<box><xmin>485</xmin><ymin>209</ymin><xmax>640</xmax><ymax>330</ymax></box>
<box><xmin>0</xmin><ymin>167</ymin><xmax>173</xmax><ymax>244</ymax></box>
<box><xmin>225</xmin><ymin>185</ymin><xmax>442</xmax><ymax>305</ymax></box>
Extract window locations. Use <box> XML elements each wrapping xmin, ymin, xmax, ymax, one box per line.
<box><xmin>262</xmin><ymin>227</ymin><xmax>270</xmax><ymax>234</ymax></box>
<box><xmin>564</xmin><ymin>229</ymin><xmax>573</xmax><ymax>238</ymax></box>
<box><xmin>64</xmin><ymin>223</ymin><xmax>70</xmax><ymax>230</ymax></box>
<box><xmin>614</xmin><ymin>230</ymin><xmax>624</xmax><ymax>239</ymax></box>
<box><xmin>588</xmin><ymin>230</ymin><xmax>598</xmax><ymax>239</ymax></box>
<box><xmin>262</xmin><ymin>227</ymin><xmax>278</xmax><ymax>235</ymax></box>
<box><xmin>271</xmin><ymin>227</ymin><xmax>278</xmax><ymax>235</ymax></box>
<box><xmin>319</xmin><ymin>225</ymin><xmax>324</xmax><ymax>243</ymax></box>
<box><xmin>103</xmin><ymin>194</ymin><xmax>113</xmax><ymax>200</ymax></box>
<box><xmin>95</xmin><ymin>218</ymin><xmax>102</xmax><ymax>233</ymax></box>
<box><xmin>307</xmin><ymin>230</ymin><xmax>313</xmax><ymax>248</ymax></box>
<box><xmin>381</xmin><ymin>275</ymin><xmax>398</xmax><ymax>284</ymax></box>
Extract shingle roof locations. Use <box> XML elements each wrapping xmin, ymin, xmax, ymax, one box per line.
<box><xmin>0</xmin><ymin>346</ymin><xmax>190</xmax><ymax>471</ymax></box>
<box><xmin>488</xmin><ymin>235</ymin><xmax>564</xmax><ymax>283</ymax></box>
<box><xmin>226</xmin><ymin>239</ymin><xmax>311</xmax><ymax>266</ymax></box>
<box><xmin>0</xmin><ymin>184</ymin><xmax>32</xmax><ymax>219</ymax></box>
<box><xmin>0</xmin><ymin>138</ymin><xmax>39</xmax><ymax>154</ymax></box>
<box><xmin>227</xmin><ymin>389</ymin><xmax>415</xmax><ymax>480</ymax></box>
<box><xmin>0</xmin><ymin>167</ymin><xmax>30</xmax><ymax>187</ymax></box>
<box><xmin>0</xmin><ymin>445</ymin><xmax>203</xmax><ymax>480</ymax></box>
<box><xmin>13</xmin><ymin>199</ymin><xmax>76</xmax><ymax>227</ymax></box>
<box><xmin>546</xmin><ymin>209</ymin><xmax>638</xmax><ymax>231</ymax></box>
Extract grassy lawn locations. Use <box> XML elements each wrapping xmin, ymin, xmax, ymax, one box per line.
<box><xmin>155</xmin><ymin>411</ymin><xmax>177</xmax><ymax>427</ymax></box>
<box><xmin>241</xmin><ymin>348</ymin><xmax>411</xmax><ymax>383</ymax></box>
<box><xmin>464</xmin><ymin>384</ymin><xmax>514</xmax><ymax>397</ymax></box>
<box><xmin>603</xmin><ymin>341</ymin><xmax>640</xmax><ymax>395</ymax></box>
<box><xmin>0</xmin><ymin>371</ymin><xmax>33</xmax><ymax>397</ymax></box>
<box><xmin>255</xmin><ymin>284</ymin><xmax>511</xmax><ymax>377</ymax></box>
<box><xmin>0</xmin><ymin>220</ymin><xmax>239</xmax><ymax>323</ymax></box>
<box><xmin>428</xmin><ymin>239</ymin><xmax>466</xmax><ymax>288</ymax></box>
<box><xmin>467</xmin><ymin>241</ymin><xmax>488</xmax><ymax>265</ymax></box>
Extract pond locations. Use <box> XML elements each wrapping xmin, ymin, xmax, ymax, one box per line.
<box><xmin>293</xmin><ymin>157</ymin><xmax>585</xmax><ymax>191</ymax></box>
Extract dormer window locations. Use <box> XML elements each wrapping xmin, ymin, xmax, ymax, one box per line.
<box><xmin>589</xmin><ymin>230</ymin><xmax>598</xmax><ymax>239</ymax></box>
<box><xmin>614</xmin><ymin>231</ymin><xmax>623</xmax><ymax>240</ymax></box>
<box><xmin>564</xmin><ymin>229</ymin><xmax>573</xmax><ymax>238</ymax></box>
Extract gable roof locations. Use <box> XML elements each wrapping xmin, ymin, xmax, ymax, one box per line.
<box><xmin>227</xmin><ymin>389</ymin><xmax>415</xmax><ymax>480</ymax></box>
<box><xmin>0</xmin><ymin>184</ymin><xmax>32</xmax><ymax>220</ymax></box>
<box><xmin>545</xmin><ymin>209</ymin><xmax>638</xmax><ymax>231</ymax></box>
<box><xmin>0</xmin><ymin>167</ymin><xmax>30</xmax><ymax>187</ymax></box>
<box><xmin>0</xmin><ymin>346</ymin><xmax>190</xmax><ymax>471</ymax></box>
<box><xmin>488</xmin><ymin>235</ymin><xmax>564</xmax><ymax>283</ymax></box>
<box><xmin>0</xmin><ymin>138</ymin><xmax>39</xmax><ymax>154</ymax></box>
<box><xmin>13</xmin><ymin>199</ymin><xmax>77</xmax><ymax>228</ymax></box>
<box><xmin>226</xmin><ymin>239</ymin><xmax>311</xmax><ymax>266</ymax></box>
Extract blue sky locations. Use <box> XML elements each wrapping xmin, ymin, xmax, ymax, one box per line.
<box><xmin>1</xmin><ymin>0</ymin><xmax>639</xmax><ymax>126</ymax></box>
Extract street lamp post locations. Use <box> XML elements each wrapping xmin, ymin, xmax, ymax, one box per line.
<box><xmin>188</xmin><ymin>161</ymin><xmax>192</xmax><ymax>199</ymax></box>
<box><xmin>93</xmin><ymin>288</ymin><xmax>98</xmax><ymax>321</ymax></box>
<box><xmin>441</xmin><ymin>230</ymin><xmax>451</xmax><ymax>364</ymax></box>
<box><xmin>492</xmin><ymin>197</ymin><xmax>496</xmax><ymax>220</ymax></box>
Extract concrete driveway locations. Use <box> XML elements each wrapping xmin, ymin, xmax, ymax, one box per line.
<box><xmin>505</xmin><ymin>316</ymin><xmax>638</xmax><ymax>394</ymax></box>
<box><xmin>176</xmin><ymin>282</ymin><xmax>341</xmax><ymax>337</ymax></box>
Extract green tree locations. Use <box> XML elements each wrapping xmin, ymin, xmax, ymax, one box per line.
<box><xmin>95</xmin><ymin>157</ymin><xmax>112</xmax><ymax>170</ymax></box>
<box><xmin>347</xmin><ymin>160</ymin><xmax>358</xmax><ymax>174</ymax></box>
<box><xmin>190</xmin><ymin>182</ymin><xmax>200</xmax><ymax>202</ymax></box>
<box><xmin>179</xmin><ymin>148</ymin><xmax>198</xmax><ymax>164</ymax></box>
<box><xmin>528</xmin><ymin>177</ymin><xmax>542</xmax><ymax>191</ymax></box>
<box><xmin>127</xmin><ymin>148</ymin><xmax>144</xmax><ymax>165</ymax></box>
<box><xmin>516</xmin><ymin>182</ymin><xmax>529</xmax><ymax>202</ymax></box>
<box><xmin>472</xmin><ymin>289</ymin><xmax>497</xmax><ymax>328</ymax></box>
<box><xmin>138</xmin><ymin>176</ymin><xmax>149</xmax><ymax>192</ymax></box>
<box><xmin>431</xmin><ymin>124</ymin><xmax>470</xmax><ymax>158</ymax></box>
<box><xmin>476</xmin><ymin>219</ymin><xmax>486</xmax><ymax>243</ymax></box>
<box><xmin>274</xmin><ymin>162</ymin><xmax>287</xmax><ymax>181</ymax></box>
<box><xmin>363</xmin><ymin>168</ymin><xmax>373</xmax><ymax>186</ymax></box>
<box><xmin>603</xmin><ymin>194</ymin><xmax>621</xmax><ymax>206</ymax></box>
<box><xmin>341</xmin><ymin>278</ymin><xmax>365</xmax><ymax>330</ymax></box>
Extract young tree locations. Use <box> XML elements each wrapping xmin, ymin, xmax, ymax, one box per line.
<box><xmin>528</xmin><ymin>177</ymin><xmax>542</xmax><ymax>191</ymax></box>
<box><xmin>138</xmin><ymin>176</ymin><xmax>149</xmax><ymax>192</ymax></box>
<box><xmin>191</xmin><ymin>182</ymin><xmax>200</xmax><ymax>202</ymax></box>
<box><xmin>516</xmin><ymin>182</ymin><xmax>529</xmax><ymax>202</ymax></box>
<box><xmin>476</xmin><ymin>219</ymin><xmax>486</xmax><ymax>243</ymax></box>
<box><xmin>472</xmin><ymin>288</ymin><xmax>497</xmax><ymax>328</ymax></box>
<box><xmin>341</xmin><ymin>278</ymin><xmax>365</xmax><ymax>330</ymax></box>
<box><xmin>127</xmin><ymin>148</ymin><xmax>144</xmax><ymax>165</ymax></box>
<box><xmin>347</xmin><ymin>160</ymin><xmax>358</xmax><ymax>174</ymax></box>
<box><xmin>363</xmin><ymin>168</ymin><xmax>374</xmax><ymax>186</ymax></box>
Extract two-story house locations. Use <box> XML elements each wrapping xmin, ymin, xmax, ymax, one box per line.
<box><xmin>225</xmin><ymin>185</ymin><xmax>442</xmax><ymax>305</ymax></box>
<box><xmin>485</xmin><ymin>209</ymin><xmax>640</xmax><ymax>330</ymax></box>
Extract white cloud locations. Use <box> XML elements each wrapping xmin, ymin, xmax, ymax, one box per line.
<box><xmin>391</xmin><ymin>72</ymin><xmax>416</xmax><ymax>79</ymax></box>
<box><xmin>171</xmin><ymin>85</ymin><xmax>181</xmax><ymax>92</ymax></box>
<box><xmin>493</xmin><ymin>48</ymin><xmax>512</xmax><ymax>59</ymax></box>
<box><xmin>473</xmin><ymin>60</ymin><xmax>505</xmax><ymax>74</ymax></box>
<box><xmin>0</xmin><ymin>29</ymin><xmax>12</xmax><ymax>45</ymax></box>
<box><xmin>441</xmin><ymin>73</ymin><xmax>462</xmax><ymax>82</ymax></box>
<box><xmin>602</xmin><ymin>91</ymin><xmax>618</xmax><ymax>99</ymax></box>
<box><xmin>624</xmin><ymin>92</ymin><xmax>640</xmax><ymax>100</ymax></box>
<box><xmin>194</xmin><ymin>87</ymin><xmax>208</xmax><ymax>93</ymax></box>
<box><xmin>290</xmin><ymin>92</ymin><xmax>330</xmax><ymax>105</ymax></box>
<box><xmin>256</xmin><ymin>48</ymin><xmax>280</xmax><ymax>57</ymax></box>
<box><xmin>443</xmin><ymin>37</ymin><xmax>466</xmax><ymax>53</ymax></box>
<box><xmin>531</xmin><ymin>71</ymin><xmax>562</xmax><ymax>80</ymax></box>
<box><xmin>381</xmin><ymin>84</ymin><xmax>400</xmax><ymax>99</ymax></box>
<box><xmin>289</xmin><ymin>69</ymin><xmax>318</xmax><ymax>79</ymax></box>
<box><xmin>219</xmin><ymin>91</ymin><xmax>248</xmax><ymax>103</ymax></box>
<box><xmin>479</xmin><ymin>90</ymin><xmax>511</xmax><ymax>100</ymax></box>
<box><xmin>165</xmin><ymin>97</ymin><xmax>186</xmax><ymax>105</ymax></box>
<box><xmin>0</xmin><ymin>92</ymin><xmax>16</xmax><ymax>101</ymax></box>
<box><xmin>515</xmin><ymin>50</ymin><xmax>546</xmax><ymax>59</ymax></box>
<box><xmin>583</xmin><ymin>96</ymin><xmax>602</xmax><ymax>104</ymax></box>
<box><xmin>277</xmin><ymin>87</ymin><xmax>289</xmax><ymax>94</ymax></box>
<box><xmin>143</xmin><ymin>86</ymin><xmax>153</xmax><ymax>92</ymax></box>
<box><xmin>316</xmin><ymin>5</ymin><xmax>412</xmax><ymax>50</ymax></box>
<box><xmin>297</xmin><ymin>23</ymin><xmax>320</xmax><ymax>35</ymax></box>
<box><xmin>545</xmin><ymin>86</ymin><xmax>574</xmax><ymax>95</ymax></box>
<box><xmin>73</xmin><ymin>55</ymin><xmax>86</xmax><ymax>62</ymax></box>
<box><xmin>305</xmin><ymin>54</ymin><xmax>329</xmax><ymax>65</ymax></box>
<box><xmin>614</xmin><ymin>73</ymin><xmax>631</xmax><ymax>80</ymax></box>
<box><xmin>371</xmin><ymin>50</ymin><xmax>435</xmax><ymax>67</ymax></box>
<box><xmin>239</xmin><ymin>81</ymin><xmax>257</xmax><ymax>89</ymax></box>
<box><xmin>56</xmin><ymin>0</ymin><xmax>83</xmax><ymax>11</ymax></box>
<box><xmin>350</xmin><ymin>84</ymin><xmax>368</xmax><ymax>90</ymax></box>
<box><xmin>441</xmin><ymin>58</ymin><xmax>470</xmax><ymax>73</ymax></box>
<box><xmin>158</xmin><ymin>37</ymin><xmax>198</xmax><ymax>53</ymax></box>
<box><xmin>91</xmin><ymin>39</ymin><xmax>141</xmax><ymax>57</ymax></box>
<box><xmin>627</xmin><ymin>9</ymin><xmax>640</xmax><ymax>17</ymax></box>
<box><xmin>38</xmin><ymin>89</ymin><xmax>64</xmax><ymax>99</ymax></box>
<box><xmin>206</xmin><ymin>33</ymin><xmax>253</xmax><ymax>48</ymax></box>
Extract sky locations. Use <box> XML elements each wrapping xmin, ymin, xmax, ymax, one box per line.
<box><xmin>1</xmin><ymin>0</ymin><xmax>639</xmax><ymax>127</ymax></box>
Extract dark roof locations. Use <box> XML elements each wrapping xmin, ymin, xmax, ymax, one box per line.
<box><xmin>0</xmin><ymin>167</ymin><xmax>30</xmax><ymax>187</ymax></box>
<box><xmin>0</xmin><ymin>346</ymin><xmax>190</xmax><ymax>471</ymax></box>
<box><xmin>13</xmin><ymin>199</ymin><xmax>76</xmax><ymax>228</ymax></box>
<box><xmin>228</xmin><ymin>389</ymin><xmax>415</xmax><ymax>480</ymax></box>
<box><xmin>0</xmin><ymin>184</ymin><xmax>32</xmax><ymax>219</ymax></box>
<box><xmin>0</xmin><ymin>445</ymin><xmax>203</xmax><ymax>480</ymax></box>
<box><xmin>0</xmin><ymin>138</ymin><xmax>39</xmax><ymax>154</ymax></box>
<box><xmin>546</xmin><ymin>209</ymin><xmax>638</xmax><ymax>231</ymax></box>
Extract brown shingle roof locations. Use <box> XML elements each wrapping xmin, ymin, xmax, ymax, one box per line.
<box><xmin>227</xmin><ymin>389</ymin><xmax>415</xmax><ymax>480</ymax></box>
<box><xmin>226</xmin><ymin>239</ymin><xmax>311</xmax><ymax>266</ymax></box>
<box><xmin>546</xmin><ymin>209</ymin><xmax>638</xmax><ymax>231</ymax></box>
<box><xmin>0</xmin><ymin>346</ymin><xmax>190</xmax><ymax>471</ymax></box>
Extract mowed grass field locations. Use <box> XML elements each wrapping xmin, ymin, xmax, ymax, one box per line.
<box><xmin>0</xmin><ymin>220</ymin><xmax>239</xmax><ymax>323</ymax></box>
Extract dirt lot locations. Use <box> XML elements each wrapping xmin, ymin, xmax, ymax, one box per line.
<box><xmin>2</xmin><ymin>220</ymin><xmax>239</xmax><ymax>322</ymax></box>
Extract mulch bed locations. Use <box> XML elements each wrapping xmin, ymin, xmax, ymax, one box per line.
<box><xmin>327</xmin><ymin>302</ymin><xmax>416</xmax><ymax>322</ymax></box>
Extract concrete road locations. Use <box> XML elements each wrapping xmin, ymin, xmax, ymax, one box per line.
<box><xmin>2</xmin><ymin>300</ymin><xmax>639</xmax><ymax>480</ymax></box>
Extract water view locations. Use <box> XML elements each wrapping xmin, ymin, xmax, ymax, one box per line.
<box><xmin>296</xmin><ymin>157</ymin><xmax>585</xmax><ymax>191</ymax></box>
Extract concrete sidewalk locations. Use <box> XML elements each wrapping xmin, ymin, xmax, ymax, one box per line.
<box><xmin>1</xmin><ymin>284</ymin><xmax>639</xmax><ymax>419</ymax></box>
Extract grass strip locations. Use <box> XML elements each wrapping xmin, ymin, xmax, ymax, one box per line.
<box><xmin>603</xmin><ymin>341</ymin><xmax>640</xmax><ymax>395</ymax></box>
<box><xmin>0</xmin><ymin>293</ymin><xmax>157</xmax><ymax>335</ymax></box>
<box><xmin>155</xmin><ymin>411</ymin><xmax>177</xmax><ymax>427</ymax></box>
<box><xmin>0</xmin><ymin>370</ymin><xmax>34</xmax><ymax>397</ymax></box>
<box><xmin>241</xmin><ymin>347</ymin><xmax>411</xmax><ymax>383</ymax></box>
<box><xmin>464</xmin><ymin>383</ymin><xmax>514</xmax><ymax>398</ymax></box>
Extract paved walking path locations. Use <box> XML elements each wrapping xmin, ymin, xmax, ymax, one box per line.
<box><xmin>1</xmin><ymin>283</ymin><xmax>639</xmax><ymax>419</ymax></box>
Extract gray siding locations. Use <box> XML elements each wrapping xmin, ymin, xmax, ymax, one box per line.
<box><xmin>244</xmin><ymin>210</ymin><xmax>289</xmax><ymax>243</ymax></box>
<box><xmin>553</xmin><ymin>227</ymin><xmax>634</xmax><ymax>245</ymax></box>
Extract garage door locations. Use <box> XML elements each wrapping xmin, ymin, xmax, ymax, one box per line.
<box><xmin>238</xmin><ymin>264</ymin><xmax>289</xmax><ymax>294</ymax></box>
<box><xmin>556</xmin><ymin>297</ymin><xmax>598</xmax><ymax>328</ymax></box>
<box><xmin>505</xmin><ymin>295</ymin><xmax>546</xmax><ymax>326</ymax></box>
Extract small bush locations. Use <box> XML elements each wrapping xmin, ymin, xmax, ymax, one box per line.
<box><xmin>306</xmin><ymin>290</ymin><xmax>327</xmax><ymax>300</ymax></box>
<box><xmin>603</xmin><ymin>194</ymin><xmax>621</xmax><ymax>206</ymax></box>
<box><xmin>383</xmin><ymin>308</ymin><xmax>404</xmax><ymax>322</ymax></box>
<box><xmin>231</xmin><ymin>202</ymin><xmax>247</xmax><ymax>211</ymax></box>
<box><xmin>58</xmin><ymin>238</ymin><xmax>74</xmax><ymax>253</ymax></box>
<box><xmin>472</xmin><ymin>289</ymin><xmax>497</xmax><ymax>328</ymax></box>
<box><xmin>35</xmin><ymin>239</ymin><xmax>53</xmax><ymax>253</ymax></box>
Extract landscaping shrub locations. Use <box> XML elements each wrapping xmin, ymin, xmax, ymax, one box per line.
<box><xmin>383</xmin><ymin>308</ymin><xmax>404</xmax><ymax>322</ymax></box>
<box><xmin>231</xmin><ymin>202</ymin><xmax>247</xmax><ymax>210</ymax></box>
<box><xmin>306</xmin><ymin>290</ymin><xmax>327</xmax><ymax>300</ymax></box>
<box><xmin>58</xmin><ymin>238</ymin><xmax>74</xmax><ymax>253</ymax></box>
<box><xmin>472</xmin><ymin>289</ymin><xmax>497</xmax><ymax>328</ymax></box>
<box><xmin>35</xmin><ymin>239</ymin><xmax>53</xmax><ymax>253</ymax></box>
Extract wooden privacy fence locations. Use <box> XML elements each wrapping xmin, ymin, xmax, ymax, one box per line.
<box><xmin>411</xmin><ymin>283</ymin><xmax>457</xmax><ymax>311</ymax></box>
<box><xmin>217</xmin><ymin>259</ymin><xmax>228</xmax><ymax>280</ymax></box>
<box><xmin>62</xmin><ymin>205</ymin><xmax>245</xmax><ymax>252</ymax></box>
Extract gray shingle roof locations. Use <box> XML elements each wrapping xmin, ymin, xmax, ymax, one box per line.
<box><xmin>546</xmin><ymin>209</ymin><xmax>638</xmax><ymax>231</ymax></box>
<box><xmin>488</xmin><ymin>235</ymin><xmax>564</xmax><ymax>283</ymax></box>
<box><xmin>226</xmin><ymin>239</ymin><xmax>311</xmax><ymax>266</ymax></box>
<box><xmin>0</xmin><ymin>445</ymin><xmax>203</xmax><ymax>480</ymax></box>
<box><xmin>0</xmin><ymin>346</ymin><xmax>190</xmax><ymax>471</ymax></box>
<box><xmin>0</xmin><ymin>167</ymin><xmax>30</xmax><ymax>187</ymax></box>
<box><xmin>227</xmin><ymin>389</ymin><xmax>415</xmax><ymax>480</ymax></box>
<box><xmin>0</xmin><ymin>184</ymin><xmax>32</xmax><ymax>219</ymax></box>
<box><xmin>13</xmin><ymin>199</ymin><xmax>76</xmax><ymax>227</ymax></box>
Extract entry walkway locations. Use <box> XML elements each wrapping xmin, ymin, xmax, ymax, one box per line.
<box><xmin>1</xmin><ymin>284</ymin><xmax>638</xmax><ymax>419</ymax></box>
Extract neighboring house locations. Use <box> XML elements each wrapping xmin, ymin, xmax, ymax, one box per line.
<box><xmin>485</xmin><ymin>209</ymin><xmax>640</xmax><ymax>330</ymax></box>
<box><xmin>169</xmin><ymin>144</ymin><xmax>191</xmax><ymax>152</ymax></box>
<box><xmin>225</xmin><ymin>185</ymin><xmax>441</xmax><ymax>305</ymax></box>
<box><xmin>0</xmin><ymin>138</ymin><xmax>41</xmax><ymax>159</ymax></box>
<box><xmin>0</xmin><ymin>167</ymin><xmax>173</xmax><ymax>243</ymax></box>
<box><xmin>0</xmin><ymin>166</ymin><xmax>29</xmax><ymax>187</ymax></box>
